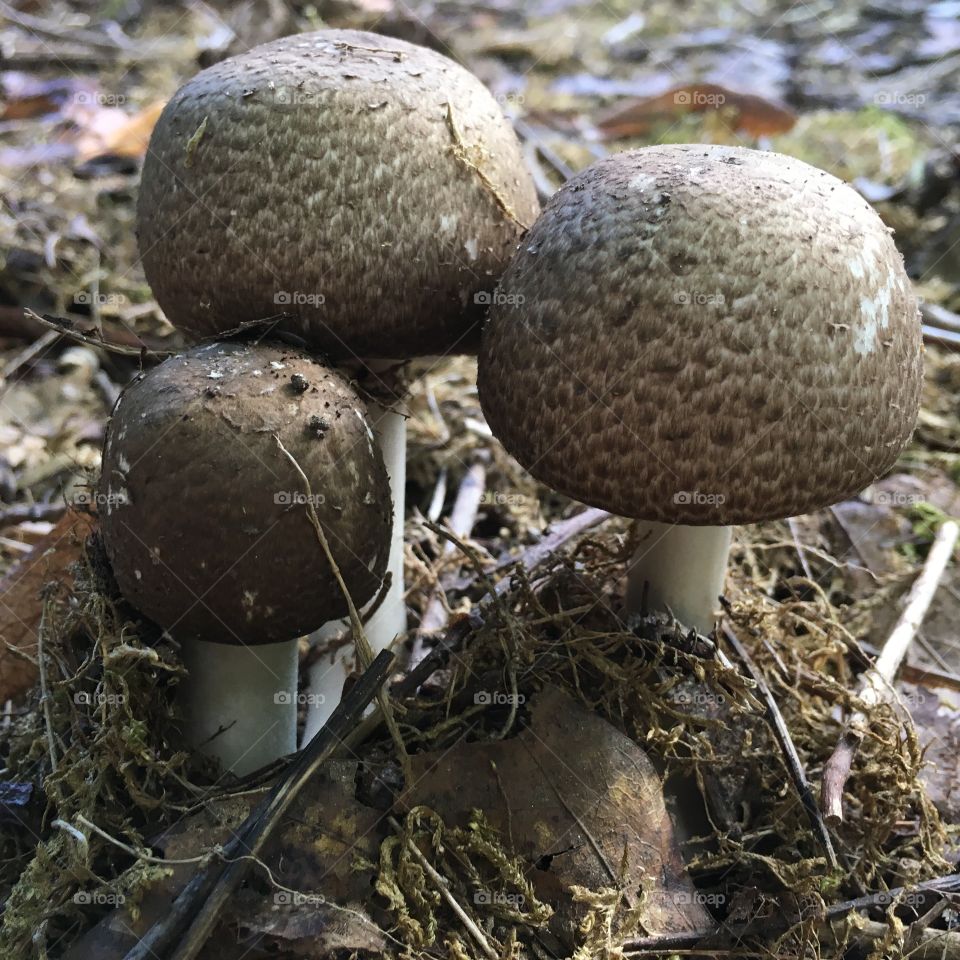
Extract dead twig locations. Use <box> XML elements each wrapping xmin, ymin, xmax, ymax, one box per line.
<box><xmin>23</xmin><ymin>308</ymin><xmax>171</xmax><ymax>359</ymax></box>
<box><xmin>622</xmin><ymin>871</ymin><xmax>960</xmax><ymax>955</ymax></box>
<box><xmin>0</xmin><ymin>500</ymin><xmax>67</xmax><ymax>527</ymax></box>
<box><xmin>275</xmin><ymin>436</ymin><xmax>410</xmax><ymax>783</ymax></box>
<box><xmin>447</xmin><ymin>506</ymin><xmax>610</xmax><ymax>593</ymax></box>
<box><xmin>722</xmin><ymin>621</ymin><xmax>838</xmax><ymax>870</ymax></box>
<box><xmin>821</xmin><ymin>519</ymin><xmax>959</xmax><ymax>822</ymax></box>
<box><xmin>410</xmin><ymin>459</ymin><xmax>488</xmax><ymax>665</ymax></box>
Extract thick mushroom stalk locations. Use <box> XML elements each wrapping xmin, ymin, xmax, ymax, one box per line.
<box><xmin>479</xmin><ymin>145</ymin><xmax>923</xmax><ymax>633</ymax></box>
<box><xmin>625</xmin><ymin>524</ymin><xmax>733</xmax><ymax>633</ymax></box>
<box><xmin>302</xmin><ymin>398</ymin><xmax>407</xmax><ymax>742</ymax></box>
<box><xmin>98</xmin><ymin>341</ymin><xmax>391</xmax><ymax>776</ymax></box>
<box><xmin>180</xmin><ymin>638</ymin><xmax>298</xmax><ymax>775</ymax></box>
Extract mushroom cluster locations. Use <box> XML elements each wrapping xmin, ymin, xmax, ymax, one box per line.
<box><xmin>479</xmin><ymin>144</ymin><xmax>923</xmax><ymax>631</ymax></box>
<box><xmin>99</xmin><ymin>341</ymin><xmax>391</xmax><ymax>775</ymax></box>
<box><xmin>103</xmin><ymin>28</ymin><xmax>538</xmax><ymax>771</ymax></box>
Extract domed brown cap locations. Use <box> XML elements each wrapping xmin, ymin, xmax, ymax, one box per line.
<box><xmin>479</xmin><ymin>145</ymin><xmax>922</xmax><ymax>525</ymax></box>
<box><xmin>99</xmin><ymin>341</ymin><xmax>391</xmax><ymax>645</ymax></box>
<box><xmin>137</xmin><ymin>29</ymin><xmax>539</xmax><ymax>360</ymax></box>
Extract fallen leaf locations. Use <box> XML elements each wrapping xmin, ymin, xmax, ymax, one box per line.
<box><xmin>596</xmin><ymin>83</ymin><xmax>796</xmax><ymax>139</ymax></box>
<box><xmin>401</xmin><ymin>685</ymin><xmax>710</xmax><ymax>950</ymax></box>
<box><xmin>0</xmin><ymin>509</ymin><xmax>95</xmax><ymax>703</ymax></box>
<box><xmin>62</xmin><ymin>759</ymin><xmax>387</xmax><ymax>960</ymax></box>
<box><xmin>75</xmin><ymin>100</ymin><xmax>166</xmax><ymax>163</ymax></box>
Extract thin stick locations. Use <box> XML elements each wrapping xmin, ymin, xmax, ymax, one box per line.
<box><xmin>387</xmin><ymin>815</ymin><xmax>498</xmax><ymax>960</ymax></box>
<box><xmin>23</xmin><ymin>308</ymin><xmax>171</xmax><ymax>359</ymax></box>
<box><xmin>821</xmin><ymin>519</ymin><xmax>958</xmax><ymax>822</ymax></box>
<box><xmin>622</xmin><ymin>871</ymin><xmax>960</xmax><ymax>954</ymax></box>
<box><xmin>275</xmin><ymin>436</ymin><xmax>410</xmax><ymax>783</ymax></box>
<box><xmin>36</xmin><ymin>599</ymin><xmax>58</xmax><ymax>773</ymax></box>
<box><xmin>75</xmin><ymin>815</ymin><xmax>205</xmax><ymax>866</ymax></box>
<box><xmin>410</xmin><ymin>460</ymin><xmax>487</xmax><ymax>664</ymax></box>
<box><xmin>787</xmin><ymin>517</ymin><xmax>815</xmax><ymax>581</ymax></box>
<box><xmin>2</xmin><ymin>328</ymin><xmax>60</xmax><ymax>378</ymax></box>
<box><xmin>722</xmin><ymin>622</ymin><xmax>838</xmax><ymax>869</ymax></box>
<box><xmin>446</xmin><ymin>506</ymin><xmax>610</xmax><ymax>594</ymax></box>
<box><xmin>123</xmin><ymin>650</ymin><xmax>394</xmax><ymax>960</ymax></box>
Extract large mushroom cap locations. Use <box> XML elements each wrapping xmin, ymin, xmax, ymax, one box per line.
<box><xmin>478</xmin><ymin>145</ymin><xmax>923</xmax><ymax>525</ymax></box>
<box><xmin>99</xmin><ymin>341</ymin><xmax>392</xmax><ymax>645</ymax></box>
<box><xmin>137</xmin><ymin>29</ymin><xmax>539</xmax><ymax>360</ymax></box>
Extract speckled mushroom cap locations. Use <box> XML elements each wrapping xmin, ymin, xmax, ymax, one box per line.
<box><xmin>478</xmin><ymin>145</ymin><xmax>922</xmax><ymax>525</ymax></box>
<box><xmin>137</xmin><ymin>29</ymin><xmax>539</xmax><ymax>360</ymax></box>
<box><xmin>98</xmin><ymin>341</ymin><xmax>391</xmax><ymax>645</ymax></box>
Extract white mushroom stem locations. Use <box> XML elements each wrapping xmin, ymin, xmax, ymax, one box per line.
<box><xmin>625</xmin><ymin>523</ymin><xmax>733</xmax><ymax>633</ymax></box>
<box><xmin>301</xmin><ymin>400</ymin><xmax>407</xmax><ymax>744</ymax></box>
<box><xmin>179</xmin><ymin>638</ymin><xmax>298</xmax><ymax>777</ymax></box>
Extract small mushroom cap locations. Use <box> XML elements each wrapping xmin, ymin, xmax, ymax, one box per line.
<box><xmin>478</xmin><ymin>145</ymin><xmax>923</xmax><ymax>525</ymax></box>
<box><xmin>137</xmin><ymin>29</ymin><xmax>539</xmax><ymax>360</ymax></box>
<box><xmin>98</xmin><ymin>341</ymin><xmax>391</xmax><ymax>645</ymax></box>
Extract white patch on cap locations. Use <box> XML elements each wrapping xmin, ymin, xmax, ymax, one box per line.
<box><xmin>848</xmin><ymin>230</ymin><xmax>887</xmax><ymax>282</ymax></box>
<box><xmin>440</xmin><ymin>213</ymin><xmax>458</xmax><ymax>232</ymax></box>
<box><xmin>630</xmin><ymin>172</ymin><xmax>658</xmax><ymax>192</ymax></box>
<box><xmin>853</xmin><ymin>267</ymin><xmax>900</xmax><ymax>356</ymax></box>
<box><xmin>464</xmin><ymin>237</ymin><xmax>479</xmax><ymax>260</ymax></box>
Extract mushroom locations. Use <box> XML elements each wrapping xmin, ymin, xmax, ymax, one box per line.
<box><xmin>135</xmin><ymin>29</ymin><xmax>539</xmax><ymax>737</ymax></box>
<box><xmin>478</xmin><ymin>145</ymin><xmax>923</xmax><ymax>632</ymax></box>
<box><xmin>98</xmin><ymin>341</ymin><xmax>391</xmax><ymax>775</ymax></box>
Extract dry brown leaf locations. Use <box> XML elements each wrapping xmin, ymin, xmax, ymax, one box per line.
<box><xmin>596</xmin><ymin>83</ymin><xmax>796</xmax><ymax>139</ymax></box>
<box><xmin>401</xmin><ymin>685</ymin><xmax>711</xmax><ymax>948</ymax></box>
<box><xmin>0</xmin><ymin>509</ymin><xmax>94</xmax><ymax>703</ymax></box>
<box><xmin>75</xmin><ymin>100</ymin><xmax>166</xmax><ymax>163</ymax></box>
<box><xmin>62</xmin><ymin>760</ymin><xmax>387</xmax><ymax>960</ymax></box>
